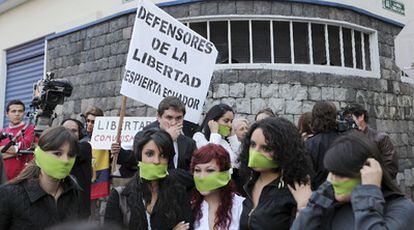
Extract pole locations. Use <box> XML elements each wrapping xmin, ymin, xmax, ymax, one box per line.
<box><xmin>112</xmin><ymin>96</ymin><xmax>127</xmax><ymax>174</ymax></box>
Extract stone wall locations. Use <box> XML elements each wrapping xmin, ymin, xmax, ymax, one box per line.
<box><xmin>47</xmin><ymin>1</ymin><xmax>414</xmax><ymax>197</ymax></box>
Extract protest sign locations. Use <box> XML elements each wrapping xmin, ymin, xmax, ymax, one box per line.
<box><xmin>90</xmin><ymin>116</ymin><xmax>156</xmax><ymax>150</ymax></box>
<box><xmin>120</xmin><ymin>0</ymin><xmax>218</xmax><ymax>123</ymax></box>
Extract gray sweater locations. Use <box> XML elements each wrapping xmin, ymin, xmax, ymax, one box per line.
<box><xmin>291</xmin><ymin>182</ymin><xmax>414</xmax><ymax>230</ymax></box>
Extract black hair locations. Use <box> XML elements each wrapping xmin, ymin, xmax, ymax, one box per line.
<box><xmin>324</xmin><ymin>131</ymin><xmax>401</xmax><ymax>194</ymax></box>
<box><xmin>198</xmin><ymin>104</ymin><xmax>234</xmax><ymax>140</ymax></box>
<box><xmin>348</xmin><ymin>104</ymin><xmax>369</xmax><ymax>123</ymax></box>
<box><xmin>61</xmin><ymin>118</ymin><xmax>85</xmax><ymax>140</ymax></box>
<box><xmin>6</xmin><ymin>99</ymin><xmax>25</xmax><ymax>112</ymax></box>
<box><xmin>239</xmin><ymin>117</ymin><xmax>313</xmax><ymax>186</ymax></box>
<box><xmin>134</xmin><ymin>128</ymin><xmax>175</xmax><ymax>169</ymax></box>
<box><xmin>157</xmin><ymin>96</ymin><xmax>186</xmax><ymax>116</ymax></box>
<box><xmin>311</xmin><ymin>101</ymin><xmax>337</xmax><ymax>134</ymax></box>
<box><xmin>255</xmin><ymin>108</ymin><xmax>276</xmax><ymax>121</ymax></box>
<box><xmin>124</xmin><ymin>130</ymin><xmax>188</xmax><ymax>230</ymax></box>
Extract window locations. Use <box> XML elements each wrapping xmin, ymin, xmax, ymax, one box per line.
<box><xmin>183</xmin><ymin>16</ymin><xmax>377</xmax><ymax>77</ymax></box>
<box><xmin>273</xmin><ymin>21</ymin><xmax>291</xmax><ymax>63</ymax></box>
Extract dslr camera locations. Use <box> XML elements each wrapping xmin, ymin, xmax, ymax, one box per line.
<box><xmin>31</xmin><ymin>72</ymin><xmax>73</xmax><ymax>135</ymax></box>
<box><xmin>337</xmin><ymin>107</ymin><xmax>358</xmax><ymax>132</ymax></box>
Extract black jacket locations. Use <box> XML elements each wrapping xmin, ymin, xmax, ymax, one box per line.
<box><xmin>104</xmin><ymin>175</ymin><xmax>192</xmax><ymax>230</ymax></box>
<box><xmin>240</xmin><ymin>175</ymin><xmax>296</xmax><ymax>230</ymax></box>
<box><xmin>291</xmin><ymin>182</ymin><xmax>414</xmax><ymax>230</ymax></box>
<box><xmin>364</xmin><ymin>126</ymin><xmax>398</xmax><ymax>178</ymax></box>
<box><xmin>0</xmin><ymin>176</ymin><xmax>88</xmax><ymax>230</ymax></box>
<box><xmin>117</xmin><ymin>121</ymin><xmax>197</xmax><ymax>176</ymax></box>
<box><xmin>306</xmin><ymin>131</ymin><xmax>340</xmax><ymax>189</ymax></box>
<box><xmin>70</xmin><ymin>141</ymin><xmax>92</xmax><ymax>216</ymax></box>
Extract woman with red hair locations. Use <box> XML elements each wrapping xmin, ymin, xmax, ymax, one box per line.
<box><xmin>191</xmin><ymin>144</ymin><xmax>244</xmax><ymax>230</ymax></box>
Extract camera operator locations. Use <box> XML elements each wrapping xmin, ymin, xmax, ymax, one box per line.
<box><xmin>348</xmin><ymin>104</ymin><xmax>398</xmax><ymax>178</ymax></box>
<box><xmin>61</xmin><ymin>118</ymin><xmax>92</xmax><ymax>217</ymax></box>
<box><xmin>0</xmin><ymin>100</ymin><xmax>35</xmax><ymax>180</ymax></box>
<box><xmin>306</xmin><ymin>101</ymin><xmax>340</xmax><ymax>189</ymax></box>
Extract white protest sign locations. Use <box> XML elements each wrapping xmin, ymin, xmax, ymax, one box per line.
<box><xmin>120</xmin><ymin>0</ymin><xmax>218</xmax><ymax>123</ymax></box>
<box><xmin>90</xmin><ymin>116</ymin><xmax>156</xmax><ymax>150</ymax></box>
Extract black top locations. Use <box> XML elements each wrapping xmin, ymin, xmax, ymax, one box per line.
<box><xmin>306</xmin><ymin>131</ymin><xmax>340</xmax><ymax>189</ymax></box>
<box><xmin>240</xmin><ymin>174</ymin><xmax>296</xmax><ymax>230</ymax></box>
<box><xmin>70</xmin><ymin>141</ymin><xmax>92</xmax><ymax>216</ymax></box>
<box><xmin>105</xmin><ymin>175</ymin><xmax>192</xmax><ymax>230</ymax></box>
<box><xmin>0</xmin><ymin>176</ymin><xmax>88</xmax><ymax>230</ymax></box>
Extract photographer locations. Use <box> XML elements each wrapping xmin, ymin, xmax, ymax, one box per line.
<box><xmin>0</xmin><ymin>100</ymin><xmax>35</xmax><ymax>180</ymax></box>
<box><xmin>306</xmin><ymin>101</ymin><xmax>340</xmax><ymax>189</ymax></box>
<box><xmin>348</xmin><ymin>104</ymin><xmax>398</xmax><ymax>178</ymax></box>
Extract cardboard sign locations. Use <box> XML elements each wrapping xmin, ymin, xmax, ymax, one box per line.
<box><xmin>120</xmin><ymin>0</ymin><xmax>218</xmax><ymax>123</ymax></box>
<box><xmin>90</xmin><ymin>116</ymin><xmax>156</xmax><ymax>150</ymax></box>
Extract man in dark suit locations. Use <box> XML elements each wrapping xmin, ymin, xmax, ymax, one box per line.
<box><xmin>112</xmin><ymin>97</ymin><xmax>197</xmax><ymax>182</ymax></box>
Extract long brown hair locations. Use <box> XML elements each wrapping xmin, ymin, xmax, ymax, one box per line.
<box><xmin>9</xmin><ymin>126</ymin><xmax>79</xmax><ymax>184</ymax></box>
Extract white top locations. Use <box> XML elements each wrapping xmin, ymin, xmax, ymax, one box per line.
<box><xmin>193</xmin><ymin>132</ymin><xmax>241</xmax><ymax>168</ymax></box>
<box><xmin>173</xmin><ymin>141</ymin><xmax>178</xmax><ymax>168</ymax></box>
<box><xmin>194</xmin><ymin>194</ymin><xmax>245</xmax><ymax>230</ymax></box>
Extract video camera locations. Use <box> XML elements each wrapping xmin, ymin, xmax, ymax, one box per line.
<box><xmin>337</xmin><ymin>107</ymin><xmax>358</xmax><ymax>132</ymax></box>
<box><xmin>31</xmin><ymin>72</ymin><xmax>73</xmax><ymax>136</ymax></box>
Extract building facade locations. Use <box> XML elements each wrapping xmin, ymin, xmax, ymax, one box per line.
<box><xmin>1</xmin><ymin>1</ymin><xmax>414</xmax><ymax>197</ymax></box>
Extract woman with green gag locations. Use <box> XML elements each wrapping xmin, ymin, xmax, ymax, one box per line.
<box><xmin>291</xmin><ymin>131</ymin><xmax>414</xmax><ymax>230</ymax></box>
<box><xmin>193</xmin><ymin>104</ymin><xmax>240</xmax><ymax>168</ymax></box>
<box><xmin>105</xmin><ymin>129</ymin><xmax>191</xmax><ymax>230</ymax></box>
<box><xmin>0</xmin><ymin>126</ymin><xmax>89</xmax><ymax>230</ymax></box>
<box><xmin>191</xmin><ymin>144</ymin><xmax>244</xmax><ymax>230</ymax></box>
<box><xmin>238</xmin><ymin>117</ymin><xmax>313</xmax><ymax>230</ymax></box>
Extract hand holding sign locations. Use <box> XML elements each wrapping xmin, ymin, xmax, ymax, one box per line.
<box><xmin>120</xmin><ymin>0</ymin><xmax>218</xmax><ymax>124</ymax></box>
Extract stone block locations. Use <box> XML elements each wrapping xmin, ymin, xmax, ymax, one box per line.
<box><xmin>255</xmin><ymin>70</ymin><xmax>272</xmax><ymax>84</ymax></box>
<box><xmin>308</xmin><ymin>87</ymin><xmax>321</xmax><ymax>101</ymax></box>
<box><xmin>334</xmin><ymin>87</ymin><xmax>348</xmax><ymax>101</ymax></box>
<box><xmin>163</xmin><ymin>5</ymin><xmax>189</xmax><ymax>18</ymax></box>
<box><xmin>271</xmin><ymin>1</ymin><xmax>292</xmax><ymax>15</ymax></box>
<box><xmin>200</xmin><ymin>2</ymin><xmax>218</xmax><ymax>15</ymax></box>
<box><xmin>229</xmin><ymin>83</ymin><xmax>244</xmax><ymax>98</ymax></box>
<box><xmin>189</xmin><ymin>3</ymin><xmax>201</xmax><ymax>16</ymax></box>
<box><xmin>261</xmin><ymin>84</ymin><xmax>278</xmax><ymax>98</ymax></box>
<box><xmin>213</xmin><ymin>84</ymin><xmax>229</xmax><ymax>98</ymax></box>
<box><xmin>254</xmin><ymin>1</ymin><xmax>271</xmax><ymax>14</ymax></box>
<box><xmin>236</xmin><ymin>98</ymin><xmax>251</xmax><ymax>114</ymax></box>
<box><xmin>251</xmin><ymin>98</ymin><xmax>268</xmax><ymax>114</ymax></box>
<box><xmin>268</xmin><ymin>98</ymin><xmax>285</xmax><ymax>114</ymax></box>
<box><xmin>321</xmin><ymin>87</ymin><xmax>334</xmax><ymax>100</ymax></box>
<box><xmin>221</xmin><ymin>98</ymin><xmax>236</xmax><ymax>108</ymax></box>
<box><xmin>302</xmin><ymin>101</ymin><xmax>315</xmax><ymax>113</ymax></box>
<box><xmin>292</xmin><ymin>85</ymin><xmax>308</xmax><ymax>100</ymax></box>
<box><xmin>122</xmin><ymin>27</ymin><xmax>132</xmax><ymax>40</ymax></box>
<box><xmin>236</xmin><ymin>1</ymin><xmax>253</xmax><ymax>14</ymax></box>
<box><xmin>109</xmin><ymin>16</ymin><xmax>128</xmax><ymax>32</ymax></box>
<box><xmin>245</xmin><ymin>83</ymin><xmax>261</xmax><ymax>98</ymax></box>
<box><xmin>286</xmin><ymin>100</ymin><xmax>302</xmax><ymax>115</ymax></box>
<box><xmin>218</xmin><ymin>1</ymin><xmax>236</xmax><ymax>14</ymax></box>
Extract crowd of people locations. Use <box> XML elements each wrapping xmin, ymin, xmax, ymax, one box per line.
<box><xmin>0</xmin><ymin>96</ymin><xmax>414</xmax><ymax>230</ymax></box>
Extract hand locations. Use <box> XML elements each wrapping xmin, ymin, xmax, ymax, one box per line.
<box><xmin>110</xmin><ymin>143</ymin><xmax>120</xmax><ymax>156</ymax></box>
<box><xmin>360</xmin><ymin>158</ymin><xmax>382</xmax><ymax>187</ymax></box>
<box><xmin>208</xmin><ymin>120</ymin><xmax>219</xmax><ymax>133</ymax></box>
<box><xmin>173</xmin><ymin>221</ymin><xmax>190</xmax><ymax>230</ymax></box>
<box><xmin>165</xmin><ymin>123</ymin><xmax>183</xmax><ymax>141</ymax></box>
<box><xmin>288</xmin><ymin>181</ymin><xmax>312</xmax><ymax>209</ymax></box>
